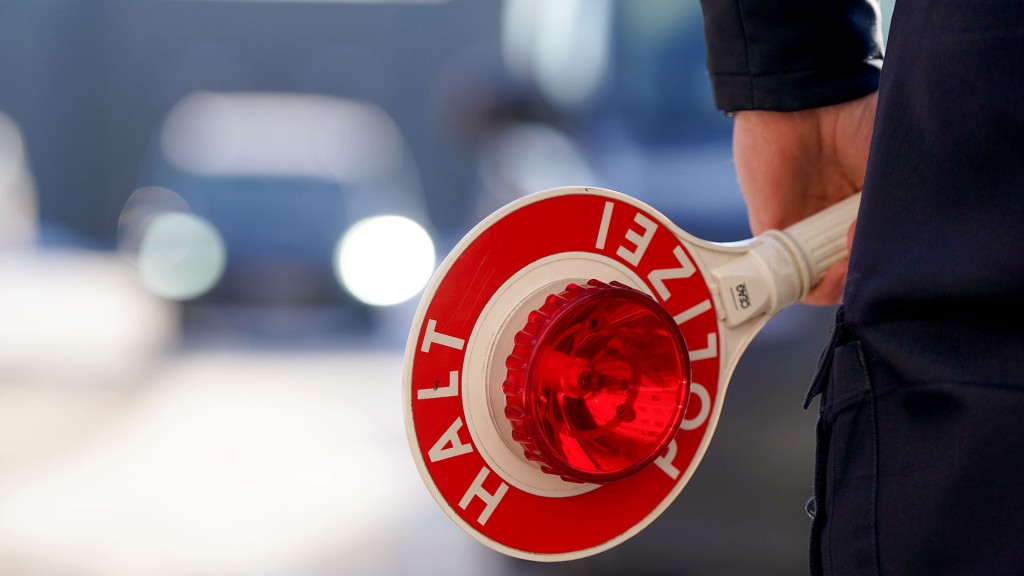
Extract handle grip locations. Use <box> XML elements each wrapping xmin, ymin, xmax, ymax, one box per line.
<box><xmin>712</xmin><ymin>192</ymin><xmax>861</xmax><ymax>327</ymax></box>
<box><xmin>781</xmin><ymin>192</ymin><xmax>861</xmax><ymax>287</ymax></box>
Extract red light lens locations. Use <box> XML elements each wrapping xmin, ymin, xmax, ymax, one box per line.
<box><xmin>504</xmin><ymin>280</ymin><xmax>690</xmax><ymax>484</ymax></box>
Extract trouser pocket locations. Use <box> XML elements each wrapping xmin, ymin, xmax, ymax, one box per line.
<box><xmin>805</xmin><ymin>308</ymin><xmax>879</xmax><ymax>576</ymax></box>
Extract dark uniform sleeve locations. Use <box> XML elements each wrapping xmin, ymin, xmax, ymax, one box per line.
<box><xmin>699</xmin><ymin>0</ymin><xmax>884</xmax><ymax>113</ymax></box>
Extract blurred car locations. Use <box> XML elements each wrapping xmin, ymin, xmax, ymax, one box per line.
<box><xmin>132</xmin><ymin>91</ymin><xmax>437</xmax><ymax>343</ymax></box>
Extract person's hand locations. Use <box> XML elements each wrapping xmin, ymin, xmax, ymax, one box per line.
<box><xmin>732</xmin><ymin>92</ymin><xmax>876</xmax><ymax>305</ymax></box>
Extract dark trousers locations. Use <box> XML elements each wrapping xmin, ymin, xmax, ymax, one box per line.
<box><xmin>809</xmin><ymin>0</ymin><xmax>1024</xmax><ymax>574</ymax></box>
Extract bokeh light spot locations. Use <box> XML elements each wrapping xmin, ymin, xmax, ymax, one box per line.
<box><xmin>138</xmin><ymin>213</ymin><xmax>227</xmax><ymax>301</ymax></box>
<box><xmin>335</xmin><ymin>215</ymin><xmax>435</xmax><ymax>307</ymax></box>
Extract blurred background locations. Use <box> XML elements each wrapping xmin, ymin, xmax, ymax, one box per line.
<box><xmin>0</xmin><ymin>1</ymin><xmax>892</xmax><ymax>574</ymax></box>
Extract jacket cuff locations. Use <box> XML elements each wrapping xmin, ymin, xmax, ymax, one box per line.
<box><xmin>700</xmin><ymin>0</ymin><xmax>884</xmax><ymax>113</ymax></box>
<box><xmin>710</xmin><ymin>59</ymin><xmax>881</xmax><ymax>112</ymax></box>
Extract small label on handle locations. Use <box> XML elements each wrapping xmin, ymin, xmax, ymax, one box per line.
<box><xmin>713</xmin><ymin>260</ymin><xmax>771</xmax><ymax>327</ymax></box>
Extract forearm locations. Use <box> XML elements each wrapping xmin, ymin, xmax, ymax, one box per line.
<box><xmin>699</xmin><ymin>0</ymin><xmax>884</xmax><ymax>112</ymax></box>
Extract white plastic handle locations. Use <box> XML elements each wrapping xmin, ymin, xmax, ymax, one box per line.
<box><xmin>711</xmin><ymin>192</ymin><xmax>861</xmax><ymax>327</ymax></box>
<box><xmin>781</xmin><ymin>192</ymin><xmax>861</xmax><ymax>287</ymax></box>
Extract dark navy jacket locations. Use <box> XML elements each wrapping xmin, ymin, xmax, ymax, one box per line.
<box><xmin>699</xmin><ymin>1</ymin><xmax>1024</xmax><ymax>574</ymax></box>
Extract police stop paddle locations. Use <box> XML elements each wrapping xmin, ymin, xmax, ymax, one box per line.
<box><xmin>403</xmin><ymin>187</ymin><xmax>859</xmax><ymax>560</ymax></box>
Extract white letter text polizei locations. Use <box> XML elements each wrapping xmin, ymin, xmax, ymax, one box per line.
<box><xmin>420</xmin><ymin>319</ymin><xmax>465</xmax><ymax>353</ymax></box>
<box><xmin>654</xmin><ymin>439</ymin><xmax>681</xmax><ymax>480</ymax></box>
<box><xmin>674</xmin><ymin>299</ymin><xmax>712</xmax><ymax>325</ymax></box>
<box><xmin>459</xmin><ymin>467</ymin><xmax>509</xmax><ymax>526</ymax></box>
<box><xmin>688</xmin><ymin>333</ymin><xmax>718</xmax><ymax>361</ymax></box>
<box><xmin>616</xmin><ymin>212</ymin><xmax>657</xmax><ymax>267</ymax></box>
<box><xmin>648</xmin><ymin>245</ymin><xmax>698</xmax><ymax>300</ymax></box>
<box><xmin>595</xmin><ymin>201</ymin><xmax>614</xmax><ymax>250</ymax></box>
